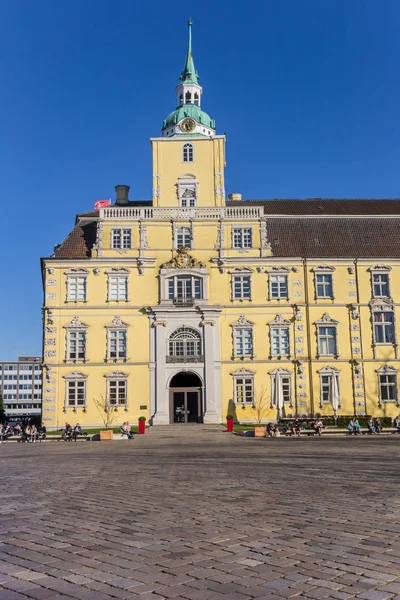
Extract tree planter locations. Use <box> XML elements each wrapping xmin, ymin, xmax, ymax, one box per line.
<box><xmin>100</xmin><ymin>429</ymin><xmax>113</xmax><ymax>441</ymax></box>
<box><xmin>254</xmin><ymin>426</ymin><xmax>267</xmax><ymax>438</ymax></box>
<box><xmin>226</xmin><ymin>418</ymin><xmax>234</xmax><ymax>433</ymax></box>
<box><xmin>138</xmin><ymin>419</ymin><xmax>146</xmax><ymax>434</ymax></box>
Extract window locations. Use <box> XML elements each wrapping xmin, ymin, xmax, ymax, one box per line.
<box><xmin>379</xmin><ymin>373</ymin><xmax>397</xmax><ymax>402</ymax></box>
<box><xmin>271</xmin><ymin>327</ymin><xmax>289</xmax><ymax>356</ymax></box>
<box><xmin>108</xmin><ymin>276</ymin><xmax>128</xmax><ymax>301</ymax></box>
<box><xmin>182</xmin><ymin>143</ymin><xmax>194</xmax><ymax>163</ymax></box>
<box><xmin>233</xmin><ymin>275</ymin><xmax>251</xmax><ymax>300</ymax></box>
<box><xmin>232</xmin><ymin>228</ymin><xmax>252</xmax><ymax>249</ymax></box>
<box><xmin>373</xmin><ymin>273</ymin><xmax>389</xmax><ymax>298</ymax></box>
<box><xmin>108</xmin><ymin>379</ymin><xmax>127</xmax><ymax>406</ymax></box>
<box><xmin>185</xmin><ymin>91</ymin><xmax>191</xmax><ymax>104</ymax></box>
<box><xmin>168</xmin><ymin>328</ymin><xmax>202</xmax><ymax>362</ymax></box>
<box><xmin>111</xmin><ymin>229</ymin><xmax>131</xmax><ymax>250</ymax></box>
<box><xmin>179</xmin><ymin>94</ymin><xmax>183</xmax><ymax>106</ymax></box>
<box><xmin>270</xmin><ymin>369</ymin><xmax>292</xmax><ymax>411</ymax></box>
<box><xmin>67</xmin><ymin>277</ymin><xmax>86</xmax><ymax>301</ymax></box>
<box><xmin>234</xmin><ymin>328</ymin><xmax>253</xmax><ymax>358</ymax></box>
<box><xmin>176</xmin><ymin>227</ymin><xmax>192</xmax><ymax>249</ymax></box>
<box><xmin>234</xmin><ymin>375</ymin><xmax>254</xmax><ymax>404</ymax></box>
<box><xmin>318</xmin><ymin>326</ymin><xmax>337</xmax><ymax>356</ymax></box>
<box><xmin>316</xmin><ymin>274</ymin><xmax>333</xmax><ymax>298</ymax></box>
<box><xmin>321</xmin><ymin>375</ymin><xmax>330</xmax><ymax>403</ymax></box>
<box><xmin>108</xmin><ymin>331</ymin><xmax>127</xmax><ymax>360</ymax></box>
<box><xmin>66</xmin><ymin>380</ymin><xmax>86</xmax><ymax>407</ymax></box>
<box><xmin>270</xmin><ymin>275</ymin><xmax>288</xmax><ymax>299</ymax></box>
<box><xmin>67</xmin><ymin>331</ymin><xmax>86</xmax><ymax>361</ymax></box>
<box><xmin>194</xmin><ymin>92</ymin><xmax>199</xmax><ymax>106</ymax></box>
<box><xmin>373</xmin><ymin>311</ymin><xmax>394</xmax><ymax>344</ymax></box>
<box><xmin>168</xmin><ymin>276</ymin><xmax>202</xmax><ymax>304</ymax></box>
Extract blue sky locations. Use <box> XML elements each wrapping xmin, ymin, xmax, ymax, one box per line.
<box><xmin>1</xmin><ymin>0</ymin><xmax>399</xmax><ymax>359</ymax></box>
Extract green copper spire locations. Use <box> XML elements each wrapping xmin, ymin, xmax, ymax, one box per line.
<box><xmin>180</xmin><ymin>18</ymin><xmax>199</xmax><ymax>84</ymax></box>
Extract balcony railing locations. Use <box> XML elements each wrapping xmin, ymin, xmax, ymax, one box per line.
<box><xmin>100</xmin><ymin>206</ymin><xmax>264</xmax><ymax>221</ymax></box>
<box><xmin>166</xmin><ymin>355</ymin><xmax>204</xmax><ymax>363</ymax></box>
<box><xmin>172</xmin><ymin>297</ymin><xmax>196</xmax><ymax>306</ymax></box>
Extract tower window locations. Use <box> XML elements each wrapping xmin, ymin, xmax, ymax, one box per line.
<box><xmin>182</xmin><ymin>143</ymin><xmax>194</xmax><ymax>163</ymax></box>
<box><xmin>185</xmin><ymin>91</ymin><xmax>191</xmax><ymax>104</ymax></box>
<box><xmin>179</xmin><ymin>94</ymin><xmax>183</xmax><ymax>106</ymax></box>
<box><xmin>194</xmin><ymin>93</ymin><xmax>199</xmax><ymax>106</ymax></box>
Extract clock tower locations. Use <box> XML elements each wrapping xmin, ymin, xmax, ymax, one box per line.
<box><xmin>151</xmin><ymin>20</ymin><xmax>226</xmax><ymax>208</ymax></box>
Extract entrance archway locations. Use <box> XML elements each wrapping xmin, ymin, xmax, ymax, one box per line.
<box><xmin>169</xmin><ymin>372</ymin><xmax>203</xmax><ymax>424</ymax></box>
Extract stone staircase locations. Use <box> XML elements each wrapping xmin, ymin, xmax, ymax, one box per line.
<box><xmin>145</xmin><ymin>424</ymin><xmax>224</xmax><ymax>437</ymax></box>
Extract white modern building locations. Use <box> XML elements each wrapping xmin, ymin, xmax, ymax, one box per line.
<box><xmin>0</xmin><ymin>356</ymin><xmax>42</xmax><ymax>421</ymax></box>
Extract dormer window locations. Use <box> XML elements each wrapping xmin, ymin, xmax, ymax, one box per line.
<box><xmin>182</xmin><ymin>143</ymin><xmax>194</xmax><ymax>163</ymax></box>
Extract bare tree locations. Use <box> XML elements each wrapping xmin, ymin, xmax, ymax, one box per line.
<box><xmin>93</xmin><ymin>395</ymin><xmax>118</xmax><ymax>429</ymax></box>
<box><xmin>253</xmin><ymin>386</ymin><xmax>270</xmax><ymax>424</ymax></box>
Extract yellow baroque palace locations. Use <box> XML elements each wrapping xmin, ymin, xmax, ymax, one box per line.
<box><xmin>41</xmin><ymin>22</ymin><xmax>400</xmax><ymax>428</ymax></box>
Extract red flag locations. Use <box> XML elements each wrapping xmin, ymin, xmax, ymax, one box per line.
<box><xmin>94</xmin><ymin>199</ymin><xmax>111</xmax><ymax>210</ymax></box>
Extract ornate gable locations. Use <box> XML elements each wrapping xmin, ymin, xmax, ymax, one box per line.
<box><xmin>105</xmin><ymin>316</ymin><xmax>129</xmax><ymax>329</ymax></box>
<box><xmin>231</xmin><ymin>315</ymin><xmax>255</xmax><ymax>328</ymax></box>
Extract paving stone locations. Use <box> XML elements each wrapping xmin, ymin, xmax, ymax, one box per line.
<box><xmin>0</xmin><ymin>436</ymin><xmax>400</xmax><ymax>600</ymax></box>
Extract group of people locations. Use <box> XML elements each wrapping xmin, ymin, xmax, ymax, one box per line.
<box><xmin>0</xmin><ymin>422</ymin><xmax>47</xmax><ymax>443</ymax></box>
<box><xmin>266</xmin><ymin>418</ymin><xmax>324</xmax><ymax>437</ymax></box>
<box><xmin>62</xmin><ymin>423</ymin><xmax>84</xmax><ymax>441</ymax></box>
<box><xmin>120</xmin><ymin>422</ymin><xmax>134</xmax><ymax>439</ymax></box>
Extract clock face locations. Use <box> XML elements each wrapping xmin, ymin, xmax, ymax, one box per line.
<box><xmin>181</xmin><ymin>118</ymin><xmax>196</xmax><ymax>132</ymax></box>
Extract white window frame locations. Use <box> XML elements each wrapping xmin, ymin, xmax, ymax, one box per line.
<box><xmin>108</xmin><ymin>276</ymin><xmax>128</xmax><ymax>301</ymax></box>
<box><xmin>66</xmin><ymin>275</ymin><xmax>87</xmax><ymax>302</ymax></box>
<box><xmin>270</xmin><ymin>368</ymin><xmax>293</xmax><ymax>413</ymax></box>
<box><xmin>232</xmin><ymin>275</ymin><xmax>252</xmax><ymax>301</ymax></box>
<box><xmin>268</xmin><ymin>314</ymin><xmax>291</xmax><ymax>358</ymax></box>
<box><xmin>177</xmin><ymin>175</ymin><xmax>198</xmax><ymax>207</ymax></box>
<box><xmin>232</xmin><ymin>227</ymin><xmax>252</xmax><ymax>249</ymax></box>
<box><xmin>231</xmin><ymin>315</ymin><xmax>255</xmax><ymax>360</ymax></box>
<box><xmin>312</xmin><ymin>265</ymin><xmax>335</xmax><ymax>300</ymax></box>
<box><xmin>106</xmin><ymin>372</ymin><xmax>128</xmax><ymax>408</ymax></box>
<box><xmin>111</xmin><ymin>229</ymin><xmax>131</xmax><ymax>250</ymax></box>
<box><xmin>182</xmin><ymin>143</ymin><xmax>194</xmax><ymax>163</ymax></box>
<box><xmin>105</xmin><ymin>317</ymin><xmax>129</xmax><ymax>362</ymax></box>
<box><xmin>232</xmin><ymin>369</ymin><xmax>254</xmax><ymax>405</ymax></box>
<box><xmin>269</xmin><ymin>274</ymin><xmax>289</xmax><ymax>300</ymax></box>
<box><xmin>167</xmin><ymin>327</ymin><xmax>203</xmax><ymax>362</ymax></box>
<box><xmin>373</xmin><ymin>310</ymin><xmax>395</xmax><ymax>345</ymax></box>
<box><xmin>377</xmin><ymin>366</ymin><xmax>398</xmax><ymax>406</ymax></box>
<box><xmin>160</xmin><ymin>267</ymin><xmax>208</xmax><ymax>304</ymax></box>
<box><xmin>175</xmin><ymin>226</ymin><xmax>192</xmax><ymax>249</ymax></box>
<box><xmin>63</xmin><ymin>371</ymin><xmax>87</xmax><ymax>410</ymax></box>
<box><xmin>67</xmin><ymin>331</ymin><xmax>86</xmax><ymax>361</ymax></box>
<box><xmin>369</xmin><ymin>265</ymin><xmax>392</xmax><ymax>299</ymax></box>
<box><xmin>64</xmin><ymin>316</ymin><xmax>88</xmax><ymax>363</ymax></box>
<box><xmin>315</xmin><ymin>313</ymin><xmax>339</xmax><ymax>358</ymax></box>
<box><xmin>108</xmin><ymin>330</ymin><xmax>127</xmax><ymax>361</ymax></box>
<box><xmin>106</xmin><ymin>268</ymin><xmax>130</xmax><ymax>302</ymax></box>
<box><xmin>168</xmin><ymin>275</ymin><xmax>202</xmax><ymax>304</ymax></box>
<box><xmin>318</xmin><ymin>366</ymin><xmax>341</xmax><ymax>409</ymax></box>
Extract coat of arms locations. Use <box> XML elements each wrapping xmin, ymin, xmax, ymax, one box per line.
<box><xmin>160</xmin><ymin>247</ymin><xmax>206</xmax><ymax>269</ymax></box>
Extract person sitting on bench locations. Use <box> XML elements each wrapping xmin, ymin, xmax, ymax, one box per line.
<box><xmin>73</xmin><ymin>423</ymin><xmax>82</xmax><ymax>441</ymax></box>
<box><xmin>120</xmin><ymin>422</ymin><xmax>133</xmax><ymax>439</ymax></box>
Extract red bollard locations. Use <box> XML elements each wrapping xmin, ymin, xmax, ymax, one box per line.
<box><xmin>138</xmin><ymin>420</ymin><xmax>146</xmax><ymax>434</ymax></box>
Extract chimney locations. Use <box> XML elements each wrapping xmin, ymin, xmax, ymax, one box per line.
<box><xmin>115</xmin><ymin>184</ymin><xmax>130</xmax><ymax>205</ymax></box>
<box><xmin>228</xmin><ymin>193</ymin><xmax>242</xmax><ymax>201</ymax></box>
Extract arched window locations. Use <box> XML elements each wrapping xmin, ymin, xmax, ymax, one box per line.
<box><xmin>182</xmin><ymin>143</ymin><xmax>194</xmax><ymax>163</ymax></box>
<box><xmin>179</xmin><ymin>94</ymin><xmax>183</xmax><ymax>106</ymax></box>
<box><xmin>185</xmin><ymin>91</ymin><xmax>191</xmax><ymax>104</ymax></box>
<box><xmin>194</xmin><ymin>92</ymin><xmax>199</xmax><ymax>106</ymax></box>
<box><xmin>168</xmin><ymin>327</ymin><xmax>202</xmax><ymax>361</ymax></box>
<box><xmin>176</xmin><ymin>226</ymin><xmax>192</xmax><ymax>249</ymax></box>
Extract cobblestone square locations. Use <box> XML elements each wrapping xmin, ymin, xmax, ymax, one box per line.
<box><xmin>0</xmin><ymin>431</ymin><xmax>399</xmax><ymax>599</ymax></box>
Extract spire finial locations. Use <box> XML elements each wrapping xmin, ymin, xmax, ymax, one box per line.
<box><xmin>180</xmin><ymin>18</ymin><xmax>199</xmax><ymax>84</ymax></box>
